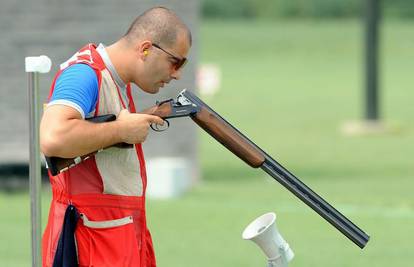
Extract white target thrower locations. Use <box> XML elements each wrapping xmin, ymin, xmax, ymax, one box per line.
<box><xmin>242</xmin><ymin>212</ymin><xmax>294</xmax><ymax>267</ymax></box>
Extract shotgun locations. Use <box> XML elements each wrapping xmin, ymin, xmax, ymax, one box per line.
<box><xmin>46</xmin><ymin>89</ymin><xmax>370</xmax><ymax>248</ymax></box>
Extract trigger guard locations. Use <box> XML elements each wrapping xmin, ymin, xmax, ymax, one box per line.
<box><xmin>151</xmin><ymin>119</ymin><xmax>170</xmax><ymax>132</ymax></box>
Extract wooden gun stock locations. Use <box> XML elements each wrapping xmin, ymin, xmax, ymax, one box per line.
<box><xmin>45</xmin><ymin>114</ymin><xmax>129</xmax><ymax>176</ymax></box>
<box><xmin>45</xmin><ymin>99</ymin><xmax>194</xmax><ymax>176</ymax></box>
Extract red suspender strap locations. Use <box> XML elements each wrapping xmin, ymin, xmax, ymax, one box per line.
<box><xmin>126</xmin><ymin>84</ymin><xmax>148</xmax><ymax>196</ymax></box>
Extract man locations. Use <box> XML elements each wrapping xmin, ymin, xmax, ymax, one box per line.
<box><xmin>40</xmin><ymin>7</ymin><xmax>191</xmax><ymax>267</ymax></box>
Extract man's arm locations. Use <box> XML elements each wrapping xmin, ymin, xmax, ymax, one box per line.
<box><xmin>40</xmin><ymin>104</ymin><xmax>163</xmax><ymax>158</ymax></box>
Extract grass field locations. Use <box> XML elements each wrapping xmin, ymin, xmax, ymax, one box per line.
<box><xmin>1</xmin><ymin>19</ymin><xmax>414</xmax><ymax>266</ymax></box>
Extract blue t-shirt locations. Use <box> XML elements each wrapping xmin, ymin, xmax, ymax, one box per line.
<box><xmin>49</xmin><ymin>64</ymin><xmax>98</xmax><ymax>118</ymax></box>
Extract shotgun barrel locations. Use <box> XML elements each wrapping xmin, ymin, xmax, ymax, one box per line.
<box><xmin>179</xmin><ymin>89</ymin><xmax>370</xmax><ymax>248</ymax></box>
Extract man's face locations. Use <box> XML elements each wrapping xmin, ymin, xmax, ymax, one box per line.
<box><xmin>137</xmin><ymin>33</ymin><xmax>191</xmax><ymax>94</ymax></box>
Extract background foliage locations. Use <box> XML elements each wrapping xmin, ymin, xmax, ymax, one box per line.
<box><xmin>202</xmin><ymin>0</ymin><xmax>414</xmax><ymax>19</ymax></box>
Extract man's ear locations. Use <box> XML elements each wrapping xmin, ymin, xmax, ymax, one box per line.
<box><xmin>138</xmin><ymin>40</ymin><xmax>152</xmax><ymax>59</ymax></box>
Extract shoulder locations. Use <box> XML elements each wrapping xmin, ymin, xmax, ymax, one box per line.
<box><xmin>55</xmin><ymin>63</ymin><xmax>99</xmax><ymax>92</ymax></box>
<box><xmin>59</xmin><ymin>63</ymin><xmax>98</xmax><ymax>81</ymax></box>
<box><xmin>50</xmin><ymin>64</ymin><xmax>100</xmax><ymax>118</ymax></box>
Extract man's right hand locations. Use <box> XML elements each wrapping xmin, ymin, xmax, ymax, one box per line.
<box><xmin>40</xmin><ymin>105</ymin><xmax>164</xmax><ymax>158</ymax></box>
<box><xmin>116</xmin><ymin>109</ymin><xmax>164</xmax><ymax>144</ymax></box>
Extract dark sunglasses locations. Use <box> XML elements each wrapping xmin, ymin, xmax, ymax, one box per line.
<box><xmin>152</xmin><ymin>43</ymin><xmax>187</xmax><ymax>71</ymax></box>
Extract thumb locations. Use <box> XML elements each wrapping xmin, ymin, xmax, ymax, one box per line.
<box><xmin>118</xmin><ymin>109</ymin><xmax>130</xmax><ymax>118</ymax></box>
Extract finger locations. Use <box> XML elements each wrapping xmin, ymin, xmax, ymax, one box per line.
<box><xmin>145</xmin><ymin>115</ymin><xmax>164</xmax><ymax>125</ymax></box>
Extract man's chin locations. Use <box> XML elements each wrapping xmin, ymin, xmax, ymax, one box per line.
<box><xmin>151</xmin><ymin>86</ymin><xmax>161</xmax><ymax>94</ymax></box>
<box><xmin>141</xmin><ymin>86</ymin><xmax>160</xmax><ymax>94</ymax></box>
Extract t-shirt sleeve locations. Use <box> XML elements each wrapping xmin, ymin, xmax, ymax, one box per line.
<box><xmin>48</xmin><ymin>64</ymin><xmax>98</xmax><ymax>118</ymax></box>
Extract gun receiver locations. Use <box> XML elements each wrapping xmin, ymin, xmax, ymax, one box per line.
<box><xmin>177</xmin><ymin>89</ymin><xmax>370</xmax><ymax>249</ymax></box>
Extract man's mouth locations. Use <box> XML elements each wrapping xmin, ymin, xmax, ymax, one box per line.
<box><xmin>160</xmin><ymin>80</ymin><xmax>170</xmax><ymax>87</ymax></box>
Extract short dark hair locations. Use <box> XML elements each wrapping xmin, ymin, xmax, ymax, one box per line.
<box><xmin>124</xmin><ymin>7</ymin><xmax>192</xmax><ymax>48</ymax></box>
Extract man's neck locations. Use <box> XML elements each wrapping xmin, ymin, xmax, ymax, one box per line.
<box><xmin>106</xmin><ymin>40</ymin><xmax>132</xmax><ymax>84</ymax></box>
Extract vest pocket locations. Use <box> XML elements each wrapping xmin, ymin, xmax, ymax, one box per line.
<box><xmin>76</xmin><ymin>213</ymin><xmax>141</xmax><ymax>267</ymax></box>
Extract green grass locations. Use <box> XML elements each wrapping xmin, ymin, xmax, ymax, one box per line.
<box><xmin>1</xmin><ymin>19</ymin><xmax>414</xmax><ymax>266</ymax></box>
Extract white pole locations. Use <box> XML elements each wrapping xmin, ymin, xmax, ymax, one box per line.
<box><xmin>25</xmin><ymin>55</ymin><xmax>52</xmax><ymax>267</ymax></box>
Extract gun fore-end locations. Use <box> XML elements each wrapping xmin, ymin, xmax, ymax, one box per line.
<box><xmin>191</xmin><ymin>106</ymin><xmax>265</xmax><ymax>168</ymax></box>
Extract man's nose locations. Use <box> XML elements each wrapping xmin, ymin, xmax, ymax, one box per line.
<box><xmin>170</xmin><ymin>68</ymin><xmax>182</xmax><ymax>80</ymax></box>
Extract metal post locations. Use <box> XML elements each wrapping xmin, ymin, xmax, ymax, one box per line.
<box><xmin>28</xmin><ymin>71</ymin><xmax>42</xmax><ymax>267</ymax></box>
<box><xmin>26</xmin><ymin>55</ymin><xmax>52</xmax><ymax>267</ymax></box>
<box><xmin>365</xmin><ymin>0</ymin><xmax>380</xmax><ymax>121</ymax></box>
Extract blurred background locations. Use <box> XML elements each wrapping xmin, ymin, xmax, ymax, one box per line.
<box><xmin>1</xmin><ymin>0</ymin><xmax>413</xmax><ymax>266</ymax></box>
